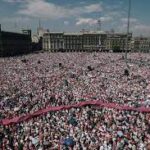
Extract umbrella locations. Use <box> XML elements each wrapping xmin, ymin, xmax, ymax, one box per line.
<box><xmin>14</xmin><ymin>107</ymin><xmax>20</xmax><ymax>112</ymax></box>
<box><xmin>79</xmin><ymin>98</ymin><xmax>85</xmax><ymax>102</ymax></box>
<box><xmin>68</xmin><ymin>117</ymin><xmax>78</xmax><ymax>126</ymax></box>
<box><xmin>91</xmin><ymin>137</ymin><xmax>96</xmax><ymax>143</ymax></box>
<box><xmin>63</xmin><ymin>137</ymin><xmax>75</xmax><ymax>147</ymax></box>
<box><xmin>32</xmin><ymin>137</ymin><xmax>39</xmax><ymax>146</ymax></box>
<box><xmin>117</xmin><ymin>131</ymin><xmax>123</xmax><ymax>137</ymax></box>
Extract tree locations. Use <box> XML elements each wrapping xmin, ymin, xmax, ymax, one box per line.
<box><xmin>112</xmin><ymin>45</ymin><xmax>121</xmax><ymax>52</ymax></box>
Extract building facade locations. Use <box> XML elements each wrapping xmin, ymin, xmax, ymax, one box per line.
<box><xmin>43</xmin><ymin>31</ymin><xmax>132</xmax><ymax>52</ymax></box>
<box><xmin>43</xmin><ymin>31</ymin><xmax>108</xmax><ymax>52</ymax></box>
<box><xmin>0</xmin><ymin>25</ymin><xmax>32</xmax><ymax>57</ymax></box>
<box><xmin>105</xmin><ymin>33</ymin><xmax>132</xmax><ymax>52</ymax></box>
<box><xmin>82</xmin><ymin>33</ymin><xmax>107</xmax><ymax>52</ymax></box>
<box><xmin>131</xmin><ymin>37</ymin><xmax>150</xmax><ymax>53</ymax></box>
<box><xmin>43</xmin><ymin>32</ymin><xmax>64</xmax><ymax>51</ymax></box>
<box><xmin>64</xmin><ymin>33</ymin><xmax>83</xmax><ymax>52</ymax></box>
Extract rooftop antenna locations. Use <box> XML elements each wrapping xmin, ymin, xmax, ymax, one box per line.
<box><xmin>14</xmin><ymin>20</ymin><xmax>18</xmax><ymax>31</ymax></box>
<box><xmin>39</xmin><ymin>18</ymin><xmax>42</xmax><ymax>29</ymax></box>
<box><xmin>97</xmin><ymin>19</ymin><xmax>101</xmax><ymax>31</ymax></box>
<box><xmin>21</xmin><ymin>16</ymin><xmax>24</xmax><ymax>30</ymax></box>
<box><xmin>37</xmin><ymin>19</ymin><xmax>42</xmax><ymax>36</ymax></box>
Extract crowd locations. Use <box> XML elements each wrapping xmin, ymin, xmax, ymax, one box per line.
<box><xmin>0</xmin><ymin>52</ymin><xmax>150</xmax><ymax>149</ymax></box>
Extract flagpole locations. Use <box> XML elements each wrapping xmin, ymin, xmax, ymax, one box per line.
<box><xmin>125</xmin><ymin>0</ymin><xmax>131</xmax><ymax>66</ymax></box>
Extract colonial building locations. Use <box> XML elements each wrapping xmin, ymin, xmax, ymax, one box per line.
<box><xmin>43</xmin><ymin>32</ymin><xmax>63</xmax><ymax>51</ymax></box>
<box><xmin>64</xmin><ymin>33</ymin><xmax>83</xmax><ymax>52</ymax></box>
<box><xmin>105</xmin><ymin>33</ymin><xmax>132</xmax><ymax>52</ymax></box>
<box><xmin>82</xmin><ymin>32</ymin><xmax>107</xmax><ymax>52</ymax></box>
<box><xmin>0</xmin><ymin>25</ymin><xmax>32</xmax><ymax>57</ymax></box>
<box><xmin>43</xmin><ymin>31</ymin><xmax>107</xmax><ymax>52</ymax></box>
<box><xmin>131</xmin><ymin>37</ymin><xmax>150</xmax><ymax>53</ymax></box>
<box><xmin>43</xmin><ymin>31</ymin><xmax>132</xmax><ymax>52</ymax></box>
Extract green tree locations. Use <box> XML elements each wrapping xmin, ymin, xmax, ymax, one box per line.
<box><xmin>112</xmin><ymin>45</ymin><xmax>121</xmax><ymax>52</ymax></box>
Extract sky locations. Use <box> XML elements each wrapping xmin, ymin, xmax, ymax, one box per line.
<box><xmin>0</xmin><ymin>0</ymin><xmax>150</xmax><ymax>37</ymax></box>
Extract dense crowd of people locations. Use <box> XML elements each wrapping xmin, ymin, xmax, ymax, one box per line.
<box><xmin>0</xmin><ymin>52</ymin><xmax>150</xmax><ymax>149</ymax></box>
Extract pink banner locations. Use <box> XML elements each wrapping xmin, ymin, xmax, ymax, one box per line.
<box><xmin>0</xmin><ymin>100</ymin><xmax>150</xmax><ymax>125</ymax></box>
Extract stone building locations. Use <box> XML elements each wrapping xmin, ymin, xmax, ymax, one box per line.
<box><xmin>82</xmin><ymin>32</ymin><xmax>107</xmax><ymax>52</ymax></box>
<box><xmin>43</xmin><ymin>32</ymin><xmax>64</xmax><ymax>51</ymax></box>
<box><xmin>0</xmin><ymin>25</ymin><xmax>31</xmax><ymax>57</ymax></box>
<box><xmin>43</xmin><ymin>31</ymin><xmax>107</xmax><ymax>52</ymax></box>
<box><xmin>131</xmin><ymin>37</ymin><xmax>150</xmax><ymax>53</ymax></box>
<box><xmin>105</xmin><ymin>33</ymin><xmax>132</xmax><ymax>52</ymax></box>
<box><xmin>64</xmin><ymin>33</ymin><xmax>83</xmax><ymax>52</ymax></box>
<box><xmin>42</xmin><ymin>31</ymin><xmax>132</xmax><ymax>52</ymax></box>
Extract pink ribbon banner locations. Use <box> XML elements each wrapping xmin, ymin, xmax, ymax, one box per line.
<box><xmin>0</xmin><ymin>100</ymin><xmax>150</xmax><ymax>125</ymax></box>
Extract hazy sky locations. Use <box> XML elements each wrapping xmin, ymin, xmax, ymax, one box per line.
<box><xmin>0</xmin><ymin>0</ymin><xmax>150</xmax><ymax>36</ymax></box>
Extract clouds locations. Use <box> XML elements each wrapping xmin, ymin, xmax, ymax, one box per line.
<box><xmin>119</xmin><ymin>17</ymin><xmax>138</xmax><ymax>30</ymax></box>
<box><xmin>118</xmin><ymin>17</ymin><xmax>150</xmax><ymax>36</ymax></box>
<box><xmin>2</xmin><ymin>0</ymin><xmax>27</xmax><ymax>3</ymax></box>
<box><xmin>17</xmin><ymin>0</ymin><xmax>103</xmax><ymax>19</ymax></box>
<box><xmin>76</xmin><ymin>16</ymin><xmax>112</xmax><ymax>26</ymax></box>
<box><xmin>100</xmin><ymin>16</ymin><xmax>112</xmax><ymax>22</ymax></box>
<box><xmin>121</xmin><ymin>18</ymin><xmax>138</xmax><ymax>24</ymax></box>
<box><xmin>76</xmin><ymin>18</ymin><xmax>98</xmax><ymax>26</ymax></box>
<box><xmin>1</xmin><ymin>0</ymin><xmax>150</xmax><ymax>36</ymax></box>
<box><xmin>1</xmin><ymin>16</ymin><xmax>30</xmax><ymax>23</ymax></box>
<box><xmin>133</xmin><ymin>24</ymin><xmax>150</xmax><ymax>36</ymax></box>
<box><xmin>84</xmin><ymin>4</ymin><xmax>103</xmax><ymax>13</ymax></box>
<box><xmin>64</xmin><ymin>21</ymin><xmax>69</xmax><ymax>25</ymax></box>
<box><xmin>18</xmin><ymin>0</ymin><xmax>69</xmax><ymax>19</ymax></box>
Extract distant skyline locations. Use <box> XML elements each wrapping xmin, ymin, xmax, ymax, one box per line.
<box><xmin>0</xmin><ymin>0</ymin><xmax>150</xmax><ymax>36</ymax></box>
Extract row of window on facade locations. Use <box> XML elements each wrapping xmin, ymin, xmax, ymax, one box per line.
<box><xmin>42</xmin><ymin>32</ymin><xmax>132</xmax><ymax>51</ymax></box>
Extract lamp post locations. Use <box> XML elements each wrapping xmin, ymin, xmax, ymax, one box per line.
<box><xmin>125</xmin><ymin>0</ymin><xmax>131</xmax><ymax>66</ymax></box>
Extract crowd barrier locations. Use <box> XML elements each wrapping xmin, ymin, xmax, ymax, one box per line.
<box><xmin>0</xmin><ymin>100</ymin><xmax>150</xmax><ymax>125</ymax></box>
